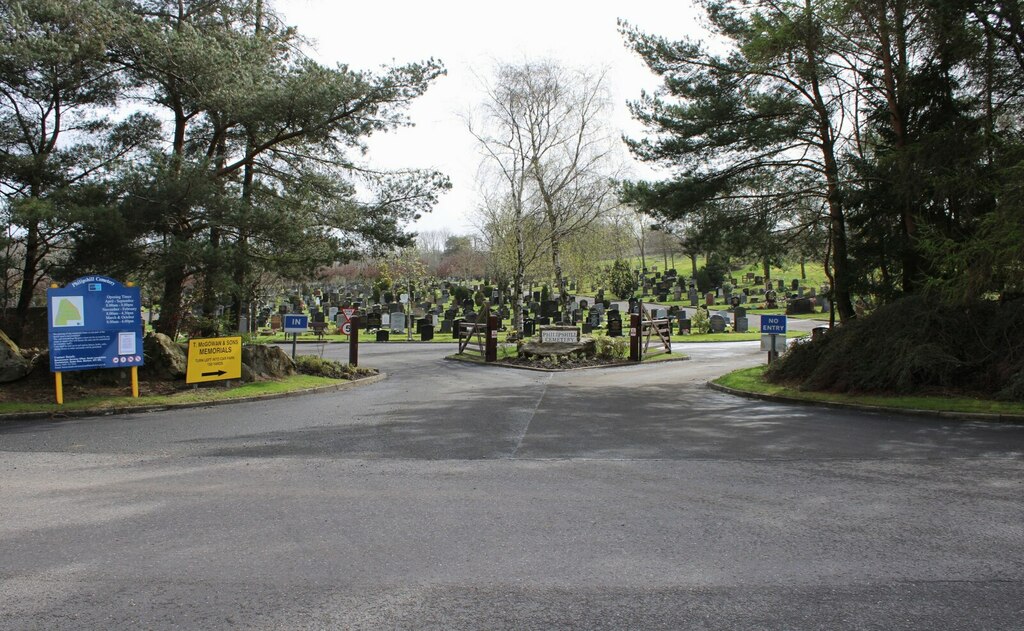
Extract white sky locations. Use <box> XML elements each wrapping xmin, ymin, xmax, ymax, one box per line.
<box><xmin>277</xmin><ymin>0</ymin><xmax>702</xmax><ymax>236</ymax></box>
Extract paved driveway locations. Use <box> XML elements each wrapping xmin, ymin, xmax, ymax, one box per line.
<box><xmin>1</xmin><ymin>342</ymin><xmax>1022</xmax><ymax>629</ymax></box>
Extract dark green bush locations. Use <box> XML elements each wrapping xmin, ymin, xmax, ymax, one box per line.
<box><xmin>451</xmin><ymin>285</ymin><xmax>471</xmax><ymax>304</ymax></box>
<box><xmin>766</xmin><ymin>295</ymin><xmax>1024</xmax><ymax>400</ymax></box>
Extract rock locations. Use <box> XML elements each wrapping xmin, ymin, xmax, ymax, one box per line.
<box><xmin>141</xmin><ymin>333</ymin><xmax>188</xmax><ymax>380</ymax></box>
<box><xmin>242</xmin><ymin>345</ymin><xmax>295</xmax><ymax>378</ymax></box>
<box><xmin>519</xmin><ymin>336</ymin><xmax>597</xmax><ymax>359</ymax></box>
<box><xmin>240</xmin><ymin>363</ymin><xmax>257</xmax><ymax>383</ymax></box>
<box><xmin>0</xmin><ymin>328</ymin><xmax>32</xmax><ymax>382</ymax></box>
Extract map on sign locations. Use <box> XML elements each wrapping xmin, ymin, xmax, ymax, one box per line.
<box><xmin>47</xmin><ymin>275</ymin><xmax>143</xmax><ymax>373</ymax></box>
<box><xmin>52</xmin><ymin>297</ymin><xmax>85</xmax><ymax>327</ymax></box>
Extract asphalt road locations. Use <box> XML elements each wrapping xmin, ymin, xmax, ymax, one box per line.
<box><xmin>2</xmin><ymin>342</ymin><xmax>1022</xmax><ymax>630</ymax></box>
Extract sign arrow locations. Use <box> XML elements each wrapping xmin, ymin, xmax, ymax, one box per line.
<box><xmin>201</xmin><ymin>370</ymin><xmax>227</xmax><ymax>377</ymax></box>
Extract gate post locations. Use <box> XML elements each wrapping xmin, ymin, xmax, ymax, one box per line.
<box><xmin>349</xmin><ymin>316</ymin><xmax>359</xmax><ymax>367</ymax></box>
<box><xmin>485</xmin><ymin>315</ymin><xmax>499</xmax><ymax>362</ymax></box>
<box><xmin>629</xmin><ymin>313</ymin><xmax>641</xmax><ymax>362</ymax></box>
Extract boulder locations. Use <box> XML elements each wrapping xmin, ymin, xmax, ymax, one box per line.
<box><xmin>141</xmin><ymin>333</ymin><xmax>187</xmax><ymax>380</ymax></box>
<box><xmin>242</xmin><ymin>345</ymin><xmax>295</xmax><ymax>379</ymax></box>
<box><xmin>0</xmin><ymin>328</ymin><xmax>31</xmax><ymax>383</ymax></box>
<box><xmin>519</xmin><ymin>336</ymin><xmax>597</xmax><ymax>359</ymax></box>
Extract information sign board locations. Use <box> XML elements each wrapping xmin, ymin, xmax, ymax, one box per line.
<box><xmin>47</xmin><ymin>275</ymin><xmax>143</xmax><ymax>373</ymax></box>
<box><xmin>186</xmin><ymin>336</ymin><xmax>242</xmax><ymax>383</ymax></box>
<box><xmin>283</xmin><ymin>314</ymin><xmax>308</xmax><ymax>333</ymax></box>
<box><xmin>760</xmin><ymin>315</ymin><xmax>788</xmax><ymax>334</ymax></box>
<box><xmin>760</xmin><ymin>334</ymin><xmax>787</xmax><ymax>353</ymax></box>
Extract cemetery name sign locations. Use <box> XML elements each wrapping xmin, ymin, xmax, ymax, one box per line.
<box><xmin>47</xmin><ymin>275</ymin><xmax>143</xmax><ymax>373</ymax></box>
<box><xmin>539</xmin><ymin>327</ymin><xmax>581</xmax><ymax>344</ymax></box>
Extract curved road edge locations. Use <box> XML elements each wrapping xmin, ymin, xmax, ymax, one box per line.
<box><xmin>707</xmin><ymin>379</ymin><xmax>1024</xmax><ymax>423</ymax></box>
<box><xmin>0</xmin><ymin>372</ymin><xmax>388</xmax><ymax>423</ymax></box>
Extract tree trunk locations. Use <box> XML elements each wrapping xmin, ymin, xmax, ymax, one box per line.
<box><xmin>550</xmin><ymin>235</ymin><xmax>568</xmax><ymax>321</ymax></box>
<box><xmin>690</xmin><ymin>254</ymin><xmax>697</xmax><ymax>278</ymax></box>
<box><xmin>805</xmin><ymin>0</ymin><xmax>855</xmax><ymax>321</ymax></box>
<box><xmin>155</xmin><ymin>261</ymin><xmax>188</xmax><ymax>339</ymax></box>
<box><xmin>199</xmin><ymin>226</ymin><xmax>221</xmax><ymax>336</ymax></box>
<box><xmin>13</xmin><ymin>222</ymin><xmax>41</xmax><ymax>344</ymax></box>
<box><xmin>513</xmin><ymin>216</ymin><xmax>526</xmax><ymax>333</ymax></box>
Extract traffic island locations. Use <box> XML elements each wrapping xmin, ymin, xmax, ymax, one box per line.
<box><xmin>710</xmin><ymin>366</ymin><xmax>1024</xmax><ymax>422</ymax></box>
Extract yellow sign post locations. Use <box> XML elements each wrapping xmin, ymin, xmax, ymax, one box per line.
<box><xmin>186</xmin><ymin>337</ymin><xmax>242</xmax><ymax>384</ymax></box>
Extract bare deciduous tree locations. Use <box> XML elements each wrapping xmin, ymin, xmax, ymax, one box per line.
<box><xmin>469</xmin><ymin>60</ymin><xmax>621</xmax><ymax>326</ymax></box>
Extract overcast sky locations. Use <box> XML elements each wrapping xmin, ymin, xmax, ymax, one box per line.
<box><xmin>277</xmin><ymin>0</ymin><xmax>701</xmax><ymax>236</ymax></box>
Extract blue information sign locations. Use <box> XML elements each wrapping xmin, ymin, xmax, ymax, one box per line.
<box><xmin>283</xmin><ymin>314</ymin><xmax>309</xmax><ymax>333</ymax></box>
<box><xmin>760</xmin><ymin>314</ymin><xmax>788</xmax><ymax>335</ymax></box>
<box><xmin>47</xmin><ymin>275</ymin><xmax>143</xmax><ymax>373</ymax></box>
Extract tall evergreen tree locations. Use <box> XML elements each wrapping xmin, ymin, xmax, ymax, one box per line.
<box><xmin>620</xmin><ymin>0</ymin><xmax>858</xmax><ymax>321</ymax></box>
<box><xmin>0</xmin><ymin>0</ymin><xmax>152</xmax><ymax>342</ymax></box>
<box><xmin>111</xmin><ymin>0</ymin><xmax>448</xmax><ymax>337</ymax></box>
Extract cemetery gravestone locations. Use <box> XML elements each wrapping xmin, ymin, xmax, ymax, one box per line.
<box><xmin>709</xmin><ymin>314</ymin><xmax>727</xmax><ymax>333</ymax></box>
<box><xmin>390</xmin><ymin>312</ymin><xmax>405</xmax><ymax>333</ymax></box>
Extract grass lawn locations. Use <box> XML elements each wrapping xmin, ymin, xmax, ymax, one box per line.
<box><xmin>258</xmin><ymin>330</ymin><xmax>460</xmax><ymax>344</ymax></box>
<box><xmin>714</xmin><ymin>366</ymin><xmax>1024</xmax><ymax>417</ymax></box>
<box><xmin>0</xmin><ymin>374</ymin><xmax>354</xmax><ymax>417</ymax></box>
<box><xmin>672</xmin><ymin>331</ymin><xmax>809</xmax><ymax>343</ymax></box>
<box><xmin>594</xmin><ymin>255</ymin><xmax>830</xmax><ymax>290</ymax></box>
<box><xmin>259</xmin><ymin>328</ymin><xmax>808</xmax><ymax>347</ymax></box>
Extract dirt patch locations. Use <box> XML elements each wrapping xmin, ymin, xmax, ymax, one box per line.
<box><xmin>0</xmin><ymin>375</ymin><xmax>187</xmax><ymax>404</ymax></box>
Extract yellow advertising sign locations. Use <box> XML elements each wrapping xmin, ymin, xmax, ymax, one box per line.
<box><xmin>186</xmin><ymin>336</ymin><xmax>242</xmax><ymax>383</ymax></box>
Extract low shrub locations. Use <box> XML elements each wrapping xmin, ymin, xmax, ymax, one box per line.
<box><xmin>766</xmin><ymin>295</ymin><xmax>1024</xmax><ymax>401</ymax></box>
<box><xmin>594</xmin><ymin>333</ymin><xmax>628</xmax><ymax>359</ymax></box>
<box><xmin>691</xmin><ymin>307</ymin><xmax>711</xmax><ymax>334</ymax></box>
<box><xmin>294</xmin><ymin>355</ymin><xmax>376</xmax><ymax>380</ymax></box>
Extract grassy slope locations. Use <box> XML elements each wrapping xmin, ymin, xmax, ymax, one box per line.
<box><xmin>714</xmin><ymin>366</ymin><xmax>1024</xmax><ymax>416</ymax></box>
<box><xmin>0</xmin><ymin>375</ymin><xmax>348</xmax><ymax>416</ymax></box>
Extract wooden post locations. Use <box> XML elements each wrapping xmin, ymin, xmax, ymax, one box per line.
<box><xmin>55</xmin><ymin>372</ymin><xmax>64</xmax><ymax>405</ymax></box>
<box><xmin>485</xmin><ymin>314</ymin><xmax>498</xmax><ymax>362</ymax></box>
<box><xmin>131</xmin><ymin>366</ymin><xmax>139</xmax><ymax>398</ymax></box>
<box><xmin>291</xmin><ymin>332</ymin><xmax>297</xmax><ymax>360</ymax></box>
<box><xmin>349</xmin><ymin>316</ymin><xmax>359</xmax><ymax>367</ymax></box>
<box><xmin>629</xmin><ymin>313</ymin><xmax>641</xmax><ymax>362</ymax></box>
